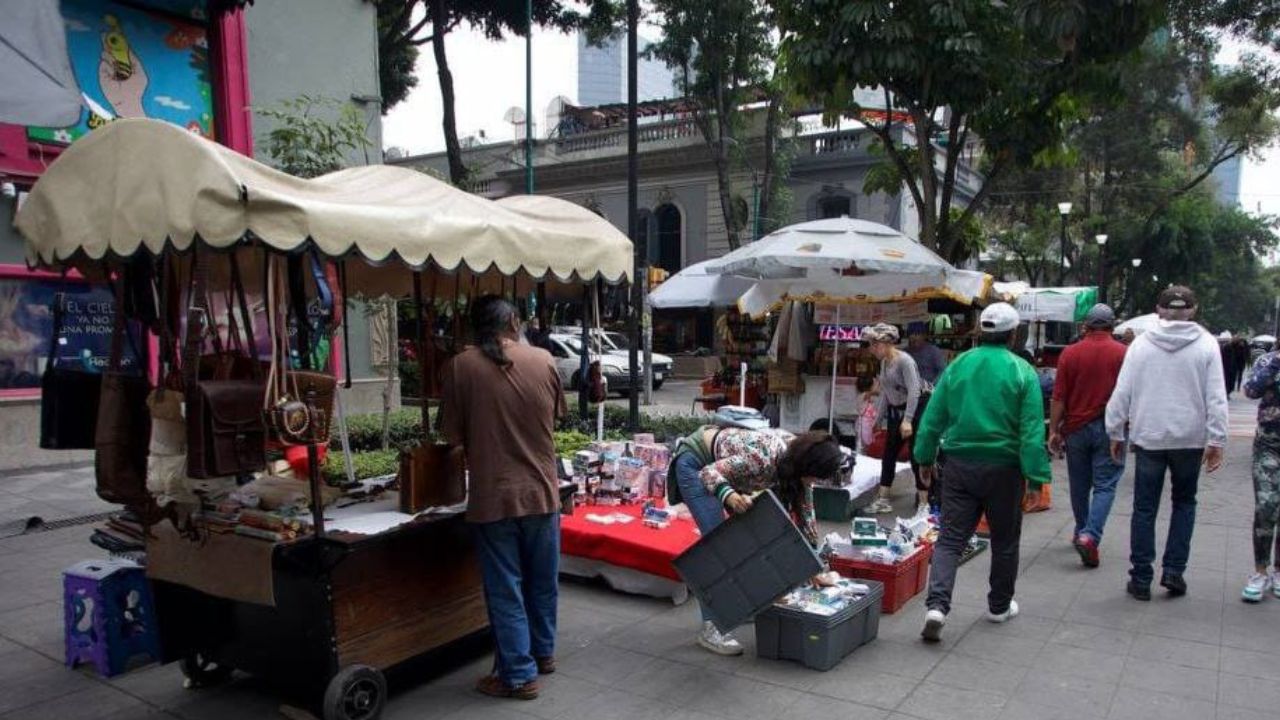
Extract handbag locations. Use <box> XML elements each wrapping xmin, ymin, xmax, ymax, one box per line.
<box><xmin>263</xmin><ymin>256</ymin><xmax>336</xmax><ymax>446</ymax></box>
<box><xmin>39</xmin><ymin>290</ymin><xmax>103</xmax><ymax>449</ymax></box>
<box><xmin>94</xmin><ymin>274</ymin><xmax>155</xmax><ymax>510</ymax></box>
<box><xmin>185</xmin><ymin>249</ymin><xmax>267</xmax><ymax>479</ymax></box>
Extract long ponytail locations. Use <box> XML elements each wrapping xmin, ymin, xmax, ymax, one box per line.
<box><xmin>471</xmin><ymin>295</ymin><xmax>517</xmax><ymax>368</ymax></box>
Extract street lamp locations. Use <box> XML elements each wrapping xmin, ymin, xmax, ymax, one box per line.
<box><xmin>1131</xmin><ymin>258</ymin><xmax>1142</xmax><ymax>268</ymax></box>
<box><xmin>1095</xmin><ymin>234</ymin><xmax>1108</xmax><ymax>303</ymax></box>
<box><xmin>1057</xmin><ymin>202</ymin><xmax>1072</xmax><ymax>285</ymax></box>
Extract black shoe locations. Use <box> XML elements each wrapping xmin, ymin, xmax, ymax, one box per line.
<box><xmin>1127</xmin><ymin>581</ymin><xmax>1151</xmax><ymax>602</ymax></box>
<box><xmin>1160</xmin><ymin>574</ymin><xmax>1187</xmax><ymax>597</ymax></box>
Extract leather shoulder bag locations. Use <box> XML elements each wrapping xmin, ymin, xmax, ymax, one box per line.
<box><xmin>39</xmin><ymin>287</ymin><xmax>103</xmax><ymax>449</ymax></box>
<box><xmin>94</xmin><ymin>272</ymin><xmax>155</xmax><ymax>510</ymax></box>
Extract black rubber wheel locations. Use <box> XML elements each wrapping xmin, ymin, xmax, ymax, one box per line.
<box><xmin>322</xmin><ymin>665</ymin><xmax>386</xmax><ymax>720</ymax></box>
<box><xmin>180</xmin><ymin>652</ymin><xmax>233</xmax><ymax>689</ymax></box>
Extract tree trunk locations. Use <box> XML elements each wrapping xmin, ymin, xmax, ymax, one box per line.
<box><xmin>757</xmin><ymin>92</ymin><xmax>780</xmax><ymax>236</ymax></box>
<box><xmin>710</xmin><ymin>85</ymin><xmax>740</xmax><ymax>252</ymax></box>
<box><xmin>911</xmin><ymin>111</ymin><xmax>938</xmax><ymax>250</ymax></box>
<box><xmin>430</xmin><ymin>0</ymin><xmax>467</xmax><ymax>185</ymax></box>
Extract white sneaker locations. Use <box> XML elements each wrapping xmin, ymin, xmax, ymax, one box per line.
<box><xmin>921</xmin><ymin>609</ymin><xmax>946</xmax><ymax>642</ymax></box>
<box><xmin>1243</xmin><ymin>572</ymin><xmax>1272</xmax><ymax>603</ymax></box>
<box><xmin>867</xmin><ymin>498</ymin><xmax>894</xmax><ymax>514</ymax></box>
<box><xmin>697</xmin><ymin>621</ymin><xmax>743</xmax><ymax>656</ymax></box>
<box><xmin>1271</xmin><ymin>570</ymin><xmax>1280</xmax><ymax>600</ymax></box>
<box><xmin>987</xmin><ymin>600</ymin><xmax>1020</xmax><ymax>623</ymax></box>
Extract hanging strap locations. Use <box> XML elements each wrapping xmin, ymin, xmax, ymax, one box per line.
<box><xmin>183</xmin><ymin>247</ymin><xmax>209</xmax><ymax>393</ymax></box>
<box><xmin>228</xmin><ymin>251</ymin><xmax>261</xmax><ymax>380</ymax></box>
<box><xmin>46</xmin><ymin>276</ymin><xmax>67</xmax><ymax>370</ymax></box>
<box><xmin>107</xmin><ymin>272</ymin><xmax>127</xmax><ymax>373</ymax></box>
<box><xmin>287</xmin><ymin>255</ymin><xmax>311</xmax><ymax>371</ymax></box>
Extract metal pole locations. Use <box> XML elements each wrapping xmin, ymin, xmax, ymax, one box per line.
<box><xmin>524</xmin><ymin>0</ymin><xmax>534</xmax><ymax>194</ymax></box>
<box><xmin>1098</xmin><ymin>249</ymin><xmax>1106</xmax><ymax>304</ymax></box>
<box><xmin>828</xmin><ymin>306</ymin><xmax>840</xmax><ymax>435</ymax></box>
<box><xmin>1058</xmin><ymin>214</ymin><xmax>1067</xmax><ymax>286</ymax></box>
<box><xmin>751</xmin><ymin>178</ymin><xmax>760</xmax><ymax>242</ymax></box>
<box><xmin>1273</xmin><ymin>296</ymin><xmax>1278</xmax><ymax>340</ymax></box>
<box><xmin>579</xmin><ymin>286</ymin><xmax>589</xmax><ymax>420</ymax></box>
<box><xmin>626</xmin><ymin>0</ymin><xmax>641</xmax><ymax>430</ymax></box>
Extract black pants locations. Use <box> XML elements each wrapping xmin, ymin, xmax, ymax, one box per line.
<box><xmin>880</xmin><ymin>401</ymin><xmax>927</xmax><ymax>490</ymax></box>
<box><xmin>926</xmin><ymin>457</ymin><xmax>1024</xmax><ymax>615</ymax></box>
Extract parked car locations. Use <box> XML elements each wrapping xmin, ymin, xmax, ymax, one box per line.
<box><xmin>550</xmin><ymin>327</ymin><xmax>672</xmax><ymax>389</ymax></box>
<box><xmin>545</xmin><ymin>334</ymin><xmax>623</xmax><ymax>396</ymax></box>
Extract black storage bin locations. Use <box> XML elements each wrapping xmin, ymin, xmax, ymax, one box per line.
<box><xmin>673</xmin><ymin>490</ymin><xmax>824</xmax><ymax>633</ymax></box>
<box><xmin>754</xmin><ymin>580</ymin><xmax>884</xmax><ymax>671</ymax></box>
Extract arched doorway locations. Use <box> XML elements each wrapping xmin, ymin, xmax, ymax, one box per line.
<box><xmin>653</xmin><ymin>203</ymin><xmax>682</xmax><ymax>272</ymax></box>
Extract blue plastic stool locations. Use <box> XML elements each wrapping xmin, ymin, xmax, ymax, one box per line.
<box><xmin>63</xmin><ymin>559</ymin><xmax>160</xmax><ymax>677</ymax></box>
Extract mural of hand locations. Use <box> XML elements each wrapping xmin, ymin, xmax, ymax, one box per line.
<box><xmin>98</xmin><ymin>49</ymin><xmax>148</xmax><ymax>119</ymax></box>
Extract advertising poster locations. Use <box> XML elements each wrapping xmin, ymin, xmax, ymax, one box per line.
<box><xmin>26</xmin><ymin>0</ymin><xmax>214</xmax><ymax>145</ymax></box>
<box><xmin>0</xmin><ymin>278</ymin><xmax>138</xmax><ymax>391</ymax></box>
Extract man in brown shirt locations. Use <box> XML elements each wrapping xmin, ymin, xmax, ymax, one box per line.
<box><xmin>440</xmin><ymin>295</ymin><xmax>566</xmax><ymax>701</ymax></box>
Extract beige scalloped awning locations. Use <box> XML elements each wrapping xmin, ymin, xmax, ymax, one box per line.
<box><xmin>16</xmin><ymin>118</ymin><xmax>632</xmax><ymax>291</ymax></box>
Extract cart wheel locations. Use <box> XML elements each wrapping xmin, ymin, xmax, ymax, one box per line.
<box><xmin>323</xmin><ymin>665</ymin><xmax>386</xmax><ymax>720</ymax></box>
<box><xmin>180</xmin><ymin>652</ymin><xmax>232</xmax><ymax>689</ymax></box>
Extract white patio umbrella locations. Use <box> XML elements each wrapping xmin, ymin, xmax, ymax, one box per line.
<box><xmin>707</xmin><ymin>216</ymin><xmax>955</xmax><ymax>278</ymax></box>
<box><xmin>1116</xmin><ymin>313</ymin><xmax>1160</xmax><ymax>336</ymax></box>
<box><xmin>0</xmin><ymin>0</ymin><xmax>83</xmax><ymax>127</ymax></box>
<box><xmin>1253</xmin><ymin>334</ymin><xmax>1276</xmax><ymax>345</ymax></box>
<box><xmin>648</xmin><ymin>259</ymin><xmax>756</xmax><ymax>309</ymax></box>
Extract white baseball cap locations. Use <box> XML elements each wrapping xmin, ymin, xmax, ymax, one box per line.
<box><xmin>980</xmin><ymin>302</ymin><xmax>1020</xmax><ymax>333</ymax></box>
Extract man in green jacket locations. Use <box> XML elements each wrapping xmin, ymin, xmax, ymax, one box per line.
<box><xmin>914</xmin><ymin>303</ymin><xmax>1051</xmax><ymax>642</ymax></box>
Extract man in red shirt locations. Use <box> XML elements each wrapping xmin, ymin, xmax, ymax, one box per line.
<box><xmin>1049</xmin><ymin>304</ymin><xmax>1128</xmax><ymax>568</ymax></box>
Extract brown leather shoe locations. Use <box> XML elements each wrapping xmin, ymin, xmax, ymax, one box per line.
<box><xmin>536</xmin><ymin>656</ymin><xmax>556</xmax><ymax>675</ymax></box>
<box><xmin>475</xmin><ymin>674</ymin><xmax>539</xmax><ymax>700</ymax></box>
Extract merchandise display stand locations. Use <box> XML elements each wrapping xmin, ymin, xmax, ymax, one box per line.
<box><xmin>16</xmin><ymin>119</ymin><xmax>634</xmax><ymax>720</ymax></box>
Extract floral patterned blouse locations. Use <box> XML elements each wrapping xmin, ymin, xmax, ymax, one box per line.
<box><xmin>698</xmin><ymin>428</ymin><xmax>819</xmax><ymax>546</ymax></box>
<box><xmin>1246</xmin><ymin>352</ymin><xmax>1280</xmax><ymax>443</ymax></box>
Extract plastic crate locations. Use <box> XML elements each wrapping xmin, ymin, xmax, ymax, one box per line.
<box><xmin>829</xmin><ymin>543</ymin><xmax>933</xmax><ymax>614</ymax></box>
<box><xmin>754</xmin><ymin>580</ymin><xmax>883</xmax><ymax>671</ymax></box>
<box><xmin>673</xmin><ymin>491</ymin><xmax>823</xmax><ymax>633</ymax></box>
<box><xmin>813</xmin><ymin>486</ymin><xmax>854</xmax><ymax>521</ymax></box>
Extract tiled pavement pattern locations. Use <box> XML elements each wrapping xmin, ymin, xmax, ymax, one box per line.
<box><xmin>0</xmin><ymin>397</ymin><xmax>1274</xmax><ymax>720</ymax></box>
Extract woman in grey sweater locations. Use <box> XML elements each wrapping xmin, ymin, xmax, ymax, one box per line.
<box><xmin>865</xmin><ymin>323</ymin><xmax>924</xmax><ymax>513</ymax></box>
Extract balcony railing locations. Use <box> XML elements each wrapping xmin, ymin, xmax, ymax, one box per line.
<box><xmin>551</xmin><ymin>117</ymin><xmax>701</xmax><ymax>155</ymax></box>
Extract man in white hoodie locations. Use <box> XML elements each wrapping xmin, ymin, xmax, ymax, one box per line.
<box><xmin>1105</xmin><ymin>286</ymin><xmax>1228</xmax><ymax>601</ymax></box>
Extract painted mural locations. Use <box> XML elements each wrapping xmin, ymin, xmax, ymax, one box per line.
<box><xmin>27</xmin><ymin>0</ymin><xmax>214</xmax><ymax>145</ymax></box>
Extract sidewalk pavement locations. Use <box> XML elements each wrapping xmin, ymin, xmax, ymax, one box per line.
<box><xmin>0</xmin><ymin>397</ymin><xmax>1273</xmax><ymax>720</ymax></box>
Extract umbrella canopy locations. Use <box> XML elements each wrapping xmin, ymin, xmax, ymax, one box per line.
<box><xmin>16</xmin><ymin>119</ymin><xmax>632</xmax><ymax>293</ymax></box>
<box><xmin>1253</xmin><ymin>334</ymin><xmax>1276</xmax><ymax>346</ymax></box>
<box><xmin>0</xmin><ymin>0</ymin><xmax>83</xmax><ymax>127</ymax></box>
<box><xmin>648</xmin><ymin>260</ymin><xmax>757</xmax><ymax>309</ymax></box>
<box><xmin>705</xmin><ymin>217</ymin><xmax>956</xmax><ymax>278</ymax></box>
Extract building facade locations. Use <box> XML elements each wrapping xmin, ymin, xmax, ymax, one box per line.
<box><xmin>391</xmin><ymin>107</ymin><xmax>981</xmax><ymax>352</ymax></box>
<box><xmin>576</xmin><ymin>34</ymin><xmax>676</xmax><ymax>108</ymax></box>
<box><xmin>0</xmin><ymin>0</ymin><xmax>386</xmax><ymax>469</ymax></box>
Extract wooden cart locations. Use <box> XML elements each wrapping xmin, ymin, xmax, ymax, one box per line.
<box><xmin>150</xmin><ymin>512</ymin><xmax>488</xmax><ymax>720</ymax></box>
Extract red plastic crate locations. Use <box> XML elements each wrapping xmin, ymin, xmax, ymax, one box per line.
<box><xmin>829</xmin><ymin>543</ymin><xmax>933</xmax><ymax>614</ymax></box>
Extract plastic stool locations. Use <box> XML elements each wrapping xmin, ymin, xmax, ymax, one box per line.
<box><xmin>63</xmin><ymin>559</ymin><xmax>160</xmax><ymax>677</ymax></box>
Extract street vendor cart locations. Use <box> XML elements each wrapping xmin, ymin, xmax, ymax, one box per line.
<box><xmin>16</xmin><ymin>119</ymin><xmax>632</xmax><ymax>720</ymax></box>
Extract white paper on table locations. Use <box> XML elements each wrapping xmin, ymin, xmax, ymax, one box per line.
<box><xmin>326</xmin><ymin>510</ymin><xmax>419</xmax><ymax>536</ymax></box>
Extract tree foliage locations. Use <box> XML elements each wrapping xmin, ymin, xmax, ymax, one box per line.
<box><xmin>648</xmin><ymin>0</ymin><xmax>786</xmax><ymax>250</ymax></box>
<box><xmin>256</xmin><ymin>95</ymin><xmax>370</xmax><ymax>179</ymax></box>
<box><xmin>773</xmin><ymin>0</ymin><xmax>1164</xmax><ymax>261</ymax></box>
<box><xmin>376</xmin><ymin>0</ymin><xmax>613</xmax><ymax>184</ymax></box>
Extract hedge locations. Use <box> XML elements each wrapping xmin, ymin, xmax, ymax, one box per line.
<box><xmin>321</xmin><ymin>449</ymin><xmax>399</xmax><ymax>484</ymax></box>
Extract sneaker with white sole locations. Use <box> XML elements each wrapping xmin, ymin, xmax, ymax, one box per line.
<box><xmin>866</xmin><ymin>498</ymin><xmax>894</xmax><ymax>514</ymax></box>
<box><xmin>697</xmin><ymin>621</ymin><xmax>743</xmax><ymax>656</ymax></box>
<box><xmin>987</xmin><ymin>600</ymin><xmax>1020</xmax><ymax>623</ymax></box>
<box><xmin>1272</xmin><ymin>570</ymin><xmax>1280</xmax><ymax>600</ymax></box>
<box><xmin>921</xmin><ymin>609</ymin><xmax>946</xmax><ymax>642</ymax></box>
<box><xmin>1243</xmin><ymin>572</ymin><xmax>1272</xmax><ymax>603</ymax></box>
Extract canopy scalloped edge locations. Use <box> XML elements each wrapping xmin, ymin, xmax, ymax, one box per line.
<box><xmin>16</xmin><ymin>119</ymin><xmax>632</xmax><ymax>285</ymax></box>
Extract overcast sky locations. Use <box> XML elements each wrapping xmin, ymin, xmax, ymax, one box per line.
<box><xmin>383</xmin><ymin>29</ymin><xmax>1280</xmax><ymax>218</ymax></box>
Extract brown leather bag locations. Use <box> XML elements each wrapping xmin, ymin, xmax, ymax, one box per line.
<box><xmin>398</xmin><ymin>443</ymin><xmax>466</xmax><ymax>513</ymax></box>
<box><xmin>262</xmin><ymin>257</ymin><xmax>336</xmax><ymax>446</ymax></box>
<box><xmin>94</xmin><ymin>275</ymin><xmax>155</xmax><ymax>510</ymax></box>
<box><xmin>184</xmin><ymin>250</ymin><xmax>266</xmax><ymax>479</ymax></box>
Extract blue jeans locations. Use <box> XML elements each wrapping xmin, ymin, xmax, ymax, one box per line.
<box><xmin>472</xmin><ymin>513</ymin><xmax>560</xmax><ymax>687</ymax></box>
<box><xmin>1130</xmin><ymin>447</ymin><xmax>1204</xmax><ymax>586</ymax></box>
<box><xmin>1065</xmin><ymin>418</ymin><xmax>1124</xmax><ymax>543</ymax></box>
<box><xmin>674</xmin><ymin>451</ymin><xmax>726</xmax><ymax>622</ymax></box>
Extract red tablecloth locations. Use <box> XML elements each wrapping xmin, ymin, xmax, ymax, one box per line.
<box><xmin>560</xmin><ymin>504</ymin><xmax>700</xmax><ymax>582</ymax></box>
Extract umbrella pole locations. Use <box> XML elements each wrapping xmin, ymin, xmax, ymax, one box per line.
<box><xmin>828</xmin><ymin>305</ymin><xmax>840</xmax><ymax>435</ymax></box>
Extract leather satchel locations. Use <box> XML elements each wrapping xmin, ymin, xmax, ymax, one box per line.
<box><xmin>39</xmin><ymin>292</ymin><xmax>102</xmax><ymax>449</ymax></box>
<box><xmin>262</xmin><ymin>256</ymin><xmax>337</xmax><ymax>446</ymax></box>
<box><xmin>94</xmin><ymin>276</ymin><xmax>155</xmax><ymax>510</ymax></box>
<box><xmin>184</xmin><ymin>250</ymin><xmax>267</xmax><ymax>479</ymax></box>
